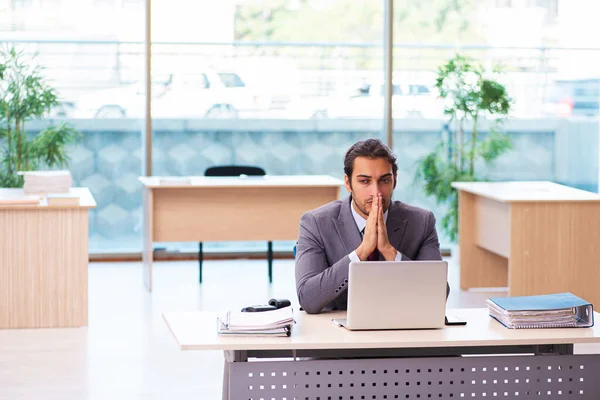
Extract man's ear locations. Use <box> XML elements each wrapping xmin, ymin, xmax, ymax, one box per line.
<box><xmin>344</xmin><ymin>174</ymin><xmax>352</xmax><ymax>193</ymax></box>
<box><xmin>393</xmin><ymin>174</ymin><xmax>397</xmax><ymax>189</ymax></box>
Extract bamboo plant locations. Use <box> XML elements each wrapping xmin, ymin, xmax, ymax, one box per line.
<box><xmin>0</xmin><ymin>46</ymin><xmax>81</xmax><ymax>188</ymax></box>
<box><xmin>414</xmin><ymin>54</ymin><xmax>512</xmax><ymax>242</ymax></box>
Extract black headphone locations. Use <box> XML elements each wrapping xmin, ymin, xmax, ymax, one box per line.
<box><xmin>268</xmin><ymin>298</ymin><xmax>291</xmax><ymax>309</ymax></box>
<box><xmin>241</xmin><ymin>298</ymin><xmax>291</xmax><ymax>312</ymax></box>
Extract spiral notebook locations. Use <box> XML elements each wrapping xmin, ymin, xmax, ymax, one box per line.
<box><xmin>217</xmin><ymin>307</ymin><xmax>294</xmax><ymax>337</ymax></box>
<box><xmin>487</xmin><ymin>292</ymin><xmax>594</xmax><ymax>329</ymax></box>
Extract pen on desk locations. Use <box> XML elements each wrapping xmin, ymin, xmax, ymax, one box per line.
<box><xmin>331</xmin><ymin>319</ymin><xmax>342</xmax><ymax>327</ymax></box>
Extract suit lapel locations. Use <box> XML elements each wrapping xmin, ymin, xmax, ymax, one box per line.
<box><xmin>333</xmin><ymin>196</ymin><xmax>362</xmax><ymax>255</ymax></box>
<box><xmin>383</xmin><ymin>201</ymin><xmax>407</xmax><ymax>260</ymax></box>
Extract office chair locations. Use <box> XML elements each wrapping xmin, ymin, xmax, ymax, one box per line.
<box><xmin>205</xmin><ymin>165</ymin><xmax>266</xmax><ymax>177</ymax></box>
<box><xmin>199</xmin><ymin>165</ymin><xmax>272</xmax><ymax>284</ymax></box>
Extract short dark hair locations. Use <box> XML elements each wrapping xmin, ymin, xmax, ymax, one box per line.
<box><xmin>344</xmin><ymin>138</ymin><xmax>398</xmax><ymax>185</ymax></box>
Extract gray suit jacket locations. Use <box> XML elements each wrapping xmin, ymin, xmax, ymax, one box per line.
<box><xmin>295</xmin><ymin>195</ymin><xmax>446</xmax><ymax>314</ymax></box>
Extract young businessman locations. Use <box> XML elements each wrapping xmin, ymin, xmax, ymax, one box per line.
<box><xmin>295</xmin><ymin>138</ymin><xmax>448</xmax><ymax>314</ymax></box>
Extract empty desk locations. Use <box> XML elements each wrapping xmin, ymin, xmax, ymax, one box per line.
<box><xmin>139</xmin><ymin>175</ymin><xmax>342</xmax><ymax>291</ymax></box>
<box><xmin>452</xmin><ymin>181</ymin><xmax>600</xmax><ymax>307</ymax></box>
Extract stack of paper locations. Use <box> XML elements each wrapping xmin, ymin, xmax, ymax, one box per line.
<box><xmin>218</xmin><ymin>307</ymin><xmax>294</xmax><ymax>337</ymax></box>
<box><xmin>158</xmin><ymin>176</ymin><xmax>192</xmax><ymax>185</ymax></box>
<box><xmin>487</xmin><ymin>292</ymin><xmax>594</xmax><ymax>329</ymax></box>
<box><xmin>20</xmin><ymin>170</ymin><xmax>72</xmax><ymax>194</ymax></box>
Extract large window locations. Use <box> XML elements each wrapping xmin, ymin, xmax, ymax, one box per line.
<box><xmin>0</xmin><ymin>1</ymin><xmax>144</xmax><ymax>253</ymax></box>
<box><xmin>3</xmin><ymin>0</ymin><xmax>598</xmax><ymax>254</ymax></box>
<box><xmin>148</xmin><ymin>0</ymin><xmax>385</xmax><ymax>254</ymax></box>
<box><xmin>391</xmin><ymin>0</ymin><xmax>599</xmax><ymax>248</ymax></box>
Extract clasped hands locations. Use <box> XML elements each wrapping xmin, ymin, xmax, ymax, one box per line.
<box><xmin>356</xmin><ymin>193</ymin><xmax>397</xmax><ymax>261</ymax></box>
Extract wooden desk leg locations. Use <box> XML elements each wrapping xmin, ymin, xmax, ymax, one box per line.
<box><xmin>142</xmin><ymin>187</ymin><xmax>153</xmax><ymax>292</ymax></box>
<box><xmin>458</xmin><ymin>191</ymin><xmax>508</xmax><ymax>290</ymax></box>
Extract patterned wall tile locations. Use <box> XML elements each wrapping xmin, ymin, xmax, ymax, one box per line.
<box><xmin>114</xmin><ymin>173</ymin><xmax>143</xmax><ymax>209</ymax></box>
<box><xmin>98</xmin><ymin>144</ymin><xmax>128</xmax><ymax>177</ymax></box>
<box><xmin>97</xmin><ymin>203</ymin><xmax>132</xmax><ymax>239</ymax></box>
<box><xmin>69</xmin><ymin>145</ymin><xmax>94</xmax><ymax>181</ymax></box>
<box><xmin>81</xmin><ymin>173</ymin><xmax>112</xmax><ymax>206</ymax></box>
<box><xmin>17</xmin><ymin>121</ymin><xmax>599</xmax><ymax>253</ymax></box>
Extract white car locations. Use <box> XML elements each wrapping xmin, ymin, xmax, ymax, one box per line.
<box><xmin>157</xmin><ymin>70</ymin><xmax>269</xmax><ymax>118</ymax></box>
<box><xmin>71</xmin><ymin>69</ymin><xmax>269</xmax><ymax>119</ymax></box>
<box><xmin>70</xmin><ymin>80</ymin><xmax>169</xmax><ymax>118</ymax></box>
<box><xmin>321</xmin><ymin>82</ymin><xmax>444</xmax><ymax>119</ymax></box>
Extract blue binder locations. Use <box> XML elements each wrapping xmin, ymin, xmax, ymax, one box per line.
<box><xmin>487</xmin><ymin>292</ymin><xmax>594</xmax><ymax>329</ymax></box>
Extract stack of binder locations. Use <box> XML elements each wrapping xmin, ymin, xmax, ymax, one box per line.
<box><xmin>46</xmin><ymin>193</ymin><xmax>80</xmax><ymax>206</ymax></box>
<box><xmin>487</xmin><ymin>292</ymin><xmax>594</xmax><ymax>329</ymax></box>
<box><xmin>218</xmin><ymin>307</ymin><xmax>294</xmax><ymax>337</ymax></box>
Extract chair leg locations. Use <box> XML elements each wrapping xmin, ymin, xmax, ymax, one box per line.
<box><xmin>198</xmin><ymin>242</ymin><xmax>203</xmax><ymax>284</ymax></box>
<box><xmin>267</xmin><ymin>241</ymin><xmax>273</xmax><ymax>283</ymax></box>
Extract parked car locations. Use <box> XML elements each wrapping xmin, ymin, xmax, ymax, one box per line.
<box><xmin>70</xmin><ymin>69</ymin><xmax>269</xmax><ymax>119</ymax></box>
<box><xmin>158</xmin><ymin>70</ymin><xmax>269</xmax><ymax>118</ymax></box>
<box><xmin>70</xmin><ymin>79</ymin><xmax>169</xmax><ymax>118</ymax></box>
<box><xmin>45</xmin><ymin>100</ymin><xmax>77</xmax><ymax>119</ymax></box>
<box><xmin>543</xmin><ymin>78</ymin><xmax>600</xmax><ymax>117</ymax></box>
<box><xmin>317</xmin><ymin>81</ymin><xmax>444</xmax><ymax>119</ymax></box>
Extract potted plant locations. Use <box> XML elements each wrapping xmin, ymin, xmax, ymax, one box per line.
<box><xmin>0</xmin><ymin>46</ymin><xmax>81</xmax><ymax>188</ymax></box>
<box><xmin>414</xmin><ymin>54</ymin><xmax>512</xmax><ymax>243</ymax></box>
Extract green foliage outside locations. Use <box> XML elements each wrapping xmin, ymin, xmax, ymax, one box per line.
<box><xmin>234</xmin><ymin>0</ymin><xmax>483</xmax><ymax>70</ymax></box>
<box><xmin>235</xmin><ymin>0</ymin><xmax>480</xmax><ymax>43</ymax></box>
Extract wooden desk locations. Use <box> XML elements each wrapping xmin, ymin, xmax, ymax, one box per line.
<box><xmin>452</xmin><ymin>181</ymin><xmax>600</xmax><ymax>307</ymax></box>
<box><xmin>164</xmin><ymin>308</ymin><xmax>600</xmax><ymax>399</ymax></box>
<box><xmin>139</xmin><ymin>175</ymin><xmax>342</xmax><ymax>291</ymax></box>
<box><xmin>0</xmin><ymin>188</ymin><xmax>96</xmax><ymax>329</ymax></box>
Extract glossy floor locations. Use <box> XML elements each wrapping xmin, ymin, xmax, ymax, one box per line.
<box><xmin>0</xmin><ymin>257</ymin><xmax>597</xmax><ymax>400</ymax></box>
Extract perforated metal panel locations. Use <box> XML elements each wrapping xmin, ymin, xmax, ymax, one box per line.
<box><xmin>229</xmin><ymin>355</ymin><xmax>600</xmax><ymax>399</ymax></box>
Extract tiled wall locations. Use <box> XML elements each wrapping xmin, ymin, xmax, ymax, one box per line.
<box><xmin>24</xmin><ymin>118</ymin><xmax>598</xmax><ymax>253</ymax></box>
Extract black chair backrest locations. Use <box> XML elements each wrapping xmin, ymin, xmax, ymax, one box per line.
<box><xmin>205</xmin><ymin>165</ymin><xmax>266</xmax><ymax>177</ymax></box>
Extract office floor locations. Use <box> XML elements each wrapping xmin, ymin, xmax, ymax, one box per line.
<box><xmin>0</xmin><ymin>257</ymin><xmax>598</xmax><ymax>400</ymax></box>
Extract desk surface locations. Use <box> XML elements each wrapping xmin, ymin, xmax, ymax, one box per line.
<box><xmin>451</xmin><ymin>181</ymin><xmax>600</xmax><ymax>202</ymax></box>
<box><xmin>0</xmin><ymin>187</ymin><xmax>96</xmax><ymax>209</ymax></box>
<box><xmin>163</xmin><ymin>308</ymin><xmax>600</xmax><ymax>351</ymax></box>
<box><xmin>139</xmin><ymin>175</ymin><xmax>344</xmax><ymax>189</ymax></box>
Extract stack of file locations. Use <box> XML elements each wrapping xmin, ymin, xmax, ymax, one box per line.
<box><xmin>20</xmin><ymin>170</ymin><xmax>72</xmax><ymax>194</ymax></box>
<box><xmin>46</xmin><ymin>193</ymin><xmax>80</xmax><ymax>206</ymax></box>
<box><xmin>218</xmin><ymin>307</ymin><xmax>294</xmax><ymax>337</ymax></box>
<box><xmin>487</xmin><ymin>292</ymin><xmax>594</xmax><ymax>329</ymax></box>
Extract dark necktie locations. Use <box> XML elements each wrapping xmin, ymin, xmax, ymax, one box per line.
<box><xmin>361</xmin><ymin>227</ymin><xmax>379</xmax><ymax>261</ymax></box>
<box><xmin>367</xmin><ymin>249</ymin><xmax>379</xmax><ymax>261</ymax></box>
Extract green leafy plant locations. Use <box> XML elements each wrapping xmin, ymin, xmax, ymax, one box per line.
<box><xmin>0</xmin><ymin>46</ymin><xmax>81</xmax><ymax>188</ymax></box>
<box><xmin>414</xmin><ymin>54</ymin><xmax>512</xmax><ymax>243</ymax></box>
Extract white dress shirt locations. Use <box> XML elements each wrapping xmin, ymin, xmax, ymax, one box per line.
<box><xmin>348</xmin><ymin>200</ymin><xmax>403</xmax><ymax>262</ymax></box>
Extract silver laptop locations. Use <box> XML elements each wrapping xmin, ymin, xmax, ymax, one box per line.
<box><xmin>333</xmin><ymin>261</ymin><xmax>448</xmax><ymax>330</ymax></box>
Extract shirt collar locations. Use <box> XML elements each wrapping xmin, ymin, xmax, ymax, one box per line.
<box><xmin>350</xmin><ymin>198</ymin><xmax>388</xmax><ymax>234</ymax></box>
